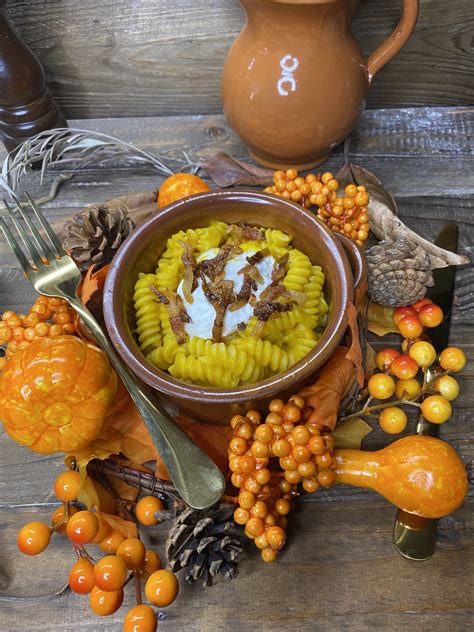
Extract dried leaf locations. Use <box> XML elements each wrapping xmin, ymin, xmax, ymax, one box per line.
<box><xmin>345</xmin><ymin>302</ymin><xmax>364</xmax><ymax>387</ymax></box>
<box><xmin>98</xmin><ymin>511</ymin><xmax>138</xmax><ymax>539</ymax></box>
<box><xmin>80</xmin><ymin>264</ymin><xmax>110</xmax><ymax>306</ymax></box>
<box><xmin>367</xmin><ymin>300</ymin><xmax>398</xmax><ymax>336</ymax></box>
<box><xmin>333</xmin><ymin>417</ymin><xmax>373</xmax><ymax>449</ymax></box>
<box><xmin>298</xmin><ymin>347</ymin><xmax>356</xmax><ymax>431</ymax></box>
<box><xmin>199</xmin><ymin>152</ymin><xmax>274</xmax><ymax>187</ymax></box>
<box><xmin>365</xmin><ymin>343</ymin><xmax>377</xmax><ymax>373</ymax></box>
<box><xmin>77</xmin><ymin>470</ymin><xmax>100</xmax><ymax>510</ymax></box>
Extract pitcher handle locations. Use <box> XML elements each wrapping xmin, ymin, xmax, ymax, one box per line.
<box><xmin>367</xmin><ymin>0</ymin><xmax>419</xmax><ymax>83</ymax></box>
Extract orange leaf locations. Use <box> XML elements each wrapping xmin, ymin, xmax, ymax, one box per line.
<box><xmin>77</xmin><ymin>471</ymin><xmax>116</xmax><ymax>513</ymax></box>
<box><xmin>98</xmin><ymin>511</ymin><xmax>138</xmax><ymax>539</ymax></box>
<box><xmin>298</xmin><ymin>347</ymin><xmax>355</xmax><ymax>431</ymax></box>
<box><xmin>345</xmin><ymin>302</ymin><xmax>364</xmax><ymax>387</ymax></box>
<box><xmin>80</xmin><ymin>264</ymin><xmax>110</xmax><ymax>305</ymax></box>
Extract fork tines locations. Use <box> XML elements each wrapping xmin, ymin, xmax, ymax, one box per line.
<box><xmin>1</xmin><ymin>192</ymin><xmax>66</xmax><ymax>272</ymax></box>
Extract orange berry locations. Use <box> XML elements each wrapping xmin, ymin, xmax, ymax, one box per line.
<box><xmin>393</xmin><ymin>306</ymin><xmax>416</xmax><ymax>326</ymax></box>
<box><xmin>67</xmin><ymin>510</ymin><xmax>99</xmax><ymax>545</ymax></box>
<box><xmin>420</xmin><ymin>395</ymin><xmax>452</xmax><ymax>424</ymax></box>
<box><xmin>245</xmin><ymin>517</ymin><xmax>265</xmax><ymax>537</ymax></box>
<box><xmin>434</xmin><ymin>375</ymin><xmax>460</xmax><ymax>401</ymax></box>
<box><xmin>439</xmin><ymin>347</ymin><xmax>467</xmax><ymax>373</ymax></box>
<box><xmin>135</xmin><ymin>495</ymin><xmax>164</xmax><ymax>526</ymax></box>
<box><xmin>378</xmin><ymin>407</ymin><xmax>408</xmax><ymax>434</ymax></box>
<box><xmin>398</xmin><ymin>314</ymin><xmax>423</xmax><ymax>339</ymax></box>
<box><xmin>234</xmin><ymin>507</ymin><xmax>250</xmax><ymax>525</ymax></box>
<box><xmin>100</xmin><ymin>529</ymin><xmax>125</xmax><ymax>553</ymax></box>
<box><xmin>61</xmin><ymin>323</ymin><xmax>76</xmax><ymax>335</ymax></box>
<box><xmin>34</xmin><ymin>322</ymin><xmax>49</xmax><ymax>337</ymax></box>
<box><xmin>266</xmin><ymin>526</ymin><xmax>286</xmax><ymax>549</ymax></box>
<box><xmin>143</xmin><ymin>549</ymin><xmax>162</xmax><ymax>575</ymax></box>
<box><xmin>261</xmin><ymin>547</ymin><xmax>278</xmax><ymax>562</ymax></box>
<box><xmin>53</xmin><ymin>470</ymin><xmax>81</xmax><ymax>502</ymax></box>
<box><xmin>145</xmin><ymin>570</ymin><xmax>179</xmax><ymax>607</ymax></box>
<box><xmin>48</xmin><ymin>324</ymin><xmax>63</xmax><ymax>337</ymax></box>
<box><xmin>116</xmin><ymin>537</ymin><xmax>146</xmax><ymax>570</ymax></box>
<box><xmin>285</xmin><ymin>168</ymin><xmax>298</xmax><ymax>180</ymax></box>
<box><xmin>94</xmin><ymin>555</ymin><xmax>127</xmax><ymax>591</ymax></box>
<box><xmin>408</xmin><ymin>341</ymin><xmax>436</xmax><ymax>368</ymax></box>
<box><xmin>124</xmin><ymin>604</ymin><xmax>157</xmax><ymax>632</ymax></box>
<box><xmin>89</xmin><ymin>586</ymin><xmax>123</xmax><ymax>616</ymax></box>
<box><xmin>395</xmin><ymin>378</ymin><xmax>421</xmax><ymax>400</ymax></box>
<box><xmin>391</xmin><ymin>355</ymin><xmax>419</xmax><ymax>380</ymax></box>
<box><xmin>317</xmin><ymin>469</ymin><xmax>335</xmax><ymax>487</ymax></box>
<box><xmin>418</xmin><ymin>304</ymin><xmax>443</xmax><ymax>328</ymax></box>
<box><xmin>69</xmin><ymin>557</ymin><xmax>95</xmax><ymax>594</ymax></box>
<box><xmin>17</xmin><ymin>521</ymin><xmax>51</xmax><ymax>555</ymax></box>
<box><xmin>255</xmin><ymin>423</ymin><xmax>273</xmax><ymax>443</ymax></box>
<box><xmin>238</xmin><ymin>490</ymin><xmax>255</xmax><ymax>509</ymax></box>
<box><xmin>412</xmin><ymin>298</ymin><xmax>433</xmax><ymax>312</ymax></box>
<box><xmin>367</xmin><ymin>373</ymin><xmax>396</xmax><ymax>399</ymax></box>
<box><xmin>274</xmin><ymin>498</ymin><xmax>291</xmax><ymax>516</ymax></box>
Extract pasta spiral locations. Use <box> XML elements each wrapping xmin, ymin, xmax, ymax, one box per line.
<box><xmin>168</xmin><ymin>354</ymin><xmax>239</xmax><ymax>388</ymax></box>
<box><xmin>133</xmin><ymin>273</ymin><xmax>162</xmax><ymax>354</ymax></box>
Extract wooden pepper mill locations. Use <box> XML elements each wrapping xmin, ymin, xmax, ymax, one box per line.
<box><xmin>0</xmin><ymin>0</ymin><xmax>66</xmax><ymax>153</ymax></box>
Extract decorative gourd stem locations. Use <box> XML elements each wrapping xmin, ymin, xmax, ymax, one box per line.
<box><xmin>334</xmin><ymin>435</ymin><xmax>468</xmax><ymax>519</ymax></box>
<box><xmin>0</xmin><ymin>0</ymin><xmax>66</xmax><ymax>152</ymax></box>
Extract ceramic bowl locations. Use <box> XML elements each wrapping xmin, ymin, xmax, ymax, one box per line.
<box><xmin>103</xmin><ymin>189</ymin><xmax>360</xmax><ymax>424</ymax></box>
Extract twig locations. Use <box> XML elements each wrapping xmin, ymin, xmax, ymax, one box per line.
<box><xmin>88</xmin><ymin>459</ymin><xmax>181</xmax><ymax>501</ymax></box>
<box><xmin>35</xmin><ymin>173</ymin><xmax>74</xmax><ymax>205</ymax></box>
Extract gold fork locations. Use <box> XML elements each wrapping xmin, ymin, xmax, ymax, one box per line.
<box><xmin>0</xmin><ymin>193</ymin><xmax>225</xmax><ymax>509</ymax></box>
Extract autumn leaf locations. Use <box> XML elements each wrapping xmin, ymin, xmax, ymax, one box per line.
<box><xmin>298</xmin><ymin>347</ymin><xmax>355</xmax><ymax>431</ymax></box>
<box><xmin>199</xmin><ymin>152</ymin><xmax>274</xmax><ymax>187</ymax></box>
<box><xmin>98</xmin><ymin>511</ymin><xmax>138</xmax><ymax>539</ymax></box>
<box><xmin>345</xmin><ymin>302</ymin><xmax>364</xmax><ymax>387</ymax></box>
<box><xmin>77</xmin><ymin>470</ymin><xmax>116</xmax><ymax>513</ymax></box>
<box><xmin>367</xmin><ymin>300</ymin><xmax>398</xmax><ymax>336</ymax></box>
<box><xmin>333</xmin><ymin>417</ymin><xmax>373</xmax><ymax>449</ymax></box>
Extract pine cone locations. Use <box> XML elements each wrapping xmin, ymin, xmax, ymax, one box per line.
<box><xmin>166</xmin><ymin>504</ymin><xmax>244</xmax><ymax>587</ymax></box>
<box><xmin>366</xmin><ymin>237</ymin><xmax>434</xmax><ymax>307</ymax></box>
<box><xmin>62</xmin><ymin>205</ymin><xmax>135</xmax><ymax>271</ymax></box>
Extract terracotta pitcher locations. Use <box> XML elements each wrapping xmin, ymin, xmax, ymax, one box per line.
<box><xmin>221</xmin><ymin>0</ymin><xmax>419</xmax><ymax>169</ymax></box>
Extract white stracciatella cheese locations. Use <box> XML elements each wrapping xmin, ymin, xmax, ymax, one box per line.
<box><xmin>177</xmin><ymin>249</ymin><xmax>275</xmax><ymax>340</ymax></box>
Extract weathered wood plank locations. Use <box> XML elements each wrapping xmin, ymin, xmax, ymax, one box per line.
<box><xmin>6</xmin><ymin>0</ymin><xmax>474</xmax><ymax>119</ymax></box>
<box><xmin>0</xmin><ymin>109</ymin><xmax>473</xmax><ymax>631</ymax></box>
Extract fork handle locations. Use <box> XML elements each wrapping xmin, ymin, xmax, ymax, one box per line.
<box><xmin>69</xmin><ymin>296</ymin><xmax>225</xmax><ymax>509</ymax></box>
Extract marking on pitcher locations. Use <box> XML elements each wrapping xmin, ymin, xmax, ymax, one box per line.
<box><xmin>277</xmin><ymin>54</ymin><xmax>299</xmax><ymax>96</ymax></box>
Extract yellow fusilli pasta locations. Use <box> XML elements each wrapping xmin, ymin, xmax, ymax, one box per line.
<box><xmin>132</xmin><ymin>222</ymin><xmax>328</xmax><ymax>387</ymax></box>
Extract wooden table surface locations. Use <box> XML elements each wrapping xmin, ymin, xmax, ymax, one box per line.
<box><xmin>0</xmin><ymin>107</ymin><xmax>473</xmax><ymax>631</ymax></box>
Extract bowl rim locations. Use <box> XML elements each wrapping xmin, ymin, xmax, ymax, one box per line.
<box><xmin>103</xmin><ymin>188</ymin><xmax>353</xmax><ymax>403</ymax></box>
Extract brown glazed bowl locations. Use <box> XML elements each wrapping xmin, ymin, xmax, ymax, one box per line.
<box><xmin>103</xmin><ymin>189</ymin><xmax>356</xmax><ymax>424</ymax></box>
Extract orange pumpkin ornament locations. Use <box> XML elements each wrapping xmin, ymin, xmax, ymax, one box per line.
<box><xmin>0</xmin><ymin>336</ymin><xmax>118</xmax><ymax>454</ymax></box>
<box><xmin>334</xmin><ymin>435</ymin><xmax>468</xmax><ymax>519</ymax></box>
<box><xmin>157</xmin><ymin>173</ymin><xmax>210</xmax><ymax>208</ymax></box>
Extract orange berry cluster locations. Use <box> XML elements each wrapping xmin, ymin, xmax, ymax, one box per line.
<box><xmin>263</xmin><ymin>169</ymin><xmax>370</xmax><ymax>248</ymax></box>
<box><xmin>17</xmin><ymin>468</ymin><xmax>177</xmax><ymax>630</ymax></box>
<box><xmin>229</xmin><ymin>394</ymin><xmax>335</xmax><ymax>562</ymax></box>
<box><xmin>366</xmin><ymin>299</ymin><xmax>466</xmax><ymax>434</ymax></box>
<box><xmin>0</xmin><ymin>296</ymin><xmax>76</xmax><ymax>368</ymax></box>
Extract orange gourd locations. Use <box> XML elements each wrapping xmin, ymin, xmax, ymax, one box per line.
<box><xmin>334</xmin><ymin>435</ymin><xmax>468</xmax><ymax>519</ymax></box>
<box><xmin>0</xmin><ymin>336</ymin><xmax>117</xmax><ymax>454</ymax></box>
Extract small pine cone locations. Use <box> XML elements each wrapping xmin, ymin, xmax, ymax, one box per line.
<box><xmin>166</xmin><ymin>504</ymin><xmax>244</xmax><ymax>587</ymax></box>
<box><xmin>62</xmin><ymin>205</ymin><xmax>135</xmax><ymax>271</ymax></box>
<box><xmin>366</xmin><ymin>237</ymin><xmax>434</xmax><ymax>307</ymax></box>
